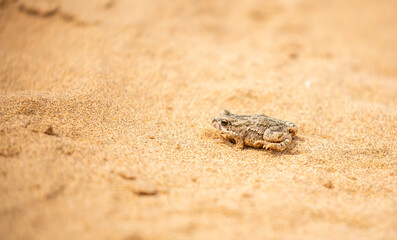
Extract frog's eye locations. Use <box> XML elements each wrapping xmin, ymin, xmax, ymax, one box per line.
<box><xmin>221</xmin><ymin>120</ymin><xmax>229</xmax><ymax>126</ymax></box>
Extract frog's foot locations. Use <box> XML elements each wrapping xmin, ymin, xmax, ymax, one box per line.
<box><xmin>253</xmin><ymin>140</ymin><xmax>268</xmax><ymax>148</ymax></box>
<box><xmin>264</xmin><ymin>136</ymin><xmax>292</xmax><ymax>151</ymax></box>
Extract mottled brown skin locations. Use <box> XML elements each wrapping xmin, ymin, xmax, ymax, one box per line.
<box><xmin>212</xmin><ymin>110</ymin><xmax>297</xmax><ymax>151</ymax></box>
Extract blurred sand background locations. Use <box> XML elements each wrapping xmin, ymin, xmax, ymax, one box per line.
<box><xmin>1</xmin><ymin>0</ymin><xmax>397</xmax><ymax>239</ymax></box>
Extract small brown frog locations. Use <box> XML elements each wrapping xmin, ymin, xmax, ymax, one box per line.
<box><xmin>212</xmin><ymin>110</ymin><xmax>297</xmax><ymax>151</ymax></box>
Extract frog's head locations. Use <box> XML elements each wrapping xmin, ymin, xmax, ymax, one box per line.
<box><xmin>264</xmin><ymin>121</ymin><xmax>297</xmax><ymax>142</ymax></box>
<box><xmin>212</xmin><ymin>110</ymin><xmax>235</xmax><ymax>133</ymax></box>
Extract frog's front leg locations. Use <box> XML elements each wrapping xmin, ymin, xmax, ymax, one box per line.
<box><xmin>222</xmin><ymin>133</ymin><xmax>244</xmax><ymax>149</ymax></box>
<box><xmin>233</xmin><ymin>136</ymin><xmax>245</xmax><ymax>149</ymax></box>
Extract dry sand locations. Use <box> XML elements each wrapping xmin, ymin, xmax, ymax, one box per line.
<box><xmin>1</xmin><ymin>0</ymin><xmax>397</xmax><ymax>239</ymax></box>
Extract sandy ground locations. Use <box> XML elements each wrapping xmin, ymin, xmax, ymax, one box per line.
<box><xmin>1</xmin><ymin>0</ymin><xmax>397</xmax><ymax>239</ymax></box>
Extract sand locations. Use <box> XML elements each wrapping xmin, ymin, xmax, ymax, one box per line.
<box><xmin>1</xmin><ymin>0</ymin><xmax>397</xmax><ymax>239</ymax></box>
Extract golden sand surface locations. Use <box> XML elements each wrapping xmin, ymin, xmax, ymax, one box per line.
<box><xmin>1</xmin><ymin>0</ymin><xmax>397</xmax><ymax>239</ymax></box>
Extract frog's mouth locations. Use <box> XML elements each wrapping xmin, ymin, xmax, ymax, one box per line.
<box><xmin>211</xmin><ymin>118</ymin><xmax>219</xmax><ymax>128</ymax></box>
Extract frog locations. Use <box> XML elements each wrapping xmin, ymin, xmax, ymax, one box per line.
<box><xmin>211</xmin><ymin>110</ymin><xmax>297</xmax><ymax>151</ymax></box>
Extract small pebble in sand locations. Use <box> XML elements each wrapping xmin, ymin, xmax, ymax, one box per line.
<box><xmin>129</xmin><ymin>181</ymin><xmax>158</xmax><ymax>196</ymax></box>
<box><xmin>111</xmin><ymin>167</ymin><xmax>137</xmax><ymax>181</ymax></box>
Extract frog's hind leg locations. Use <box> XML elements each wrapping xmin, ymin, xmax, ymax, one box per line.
<box><xmin>264</xmin><ymin>135</ymin><xmax>292</xmax><ymax>151</ymax></box>
<box><xmin>253</xmin><ymin>140</ymin><xmax>268</xmax><ymax>148</ymax></box>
